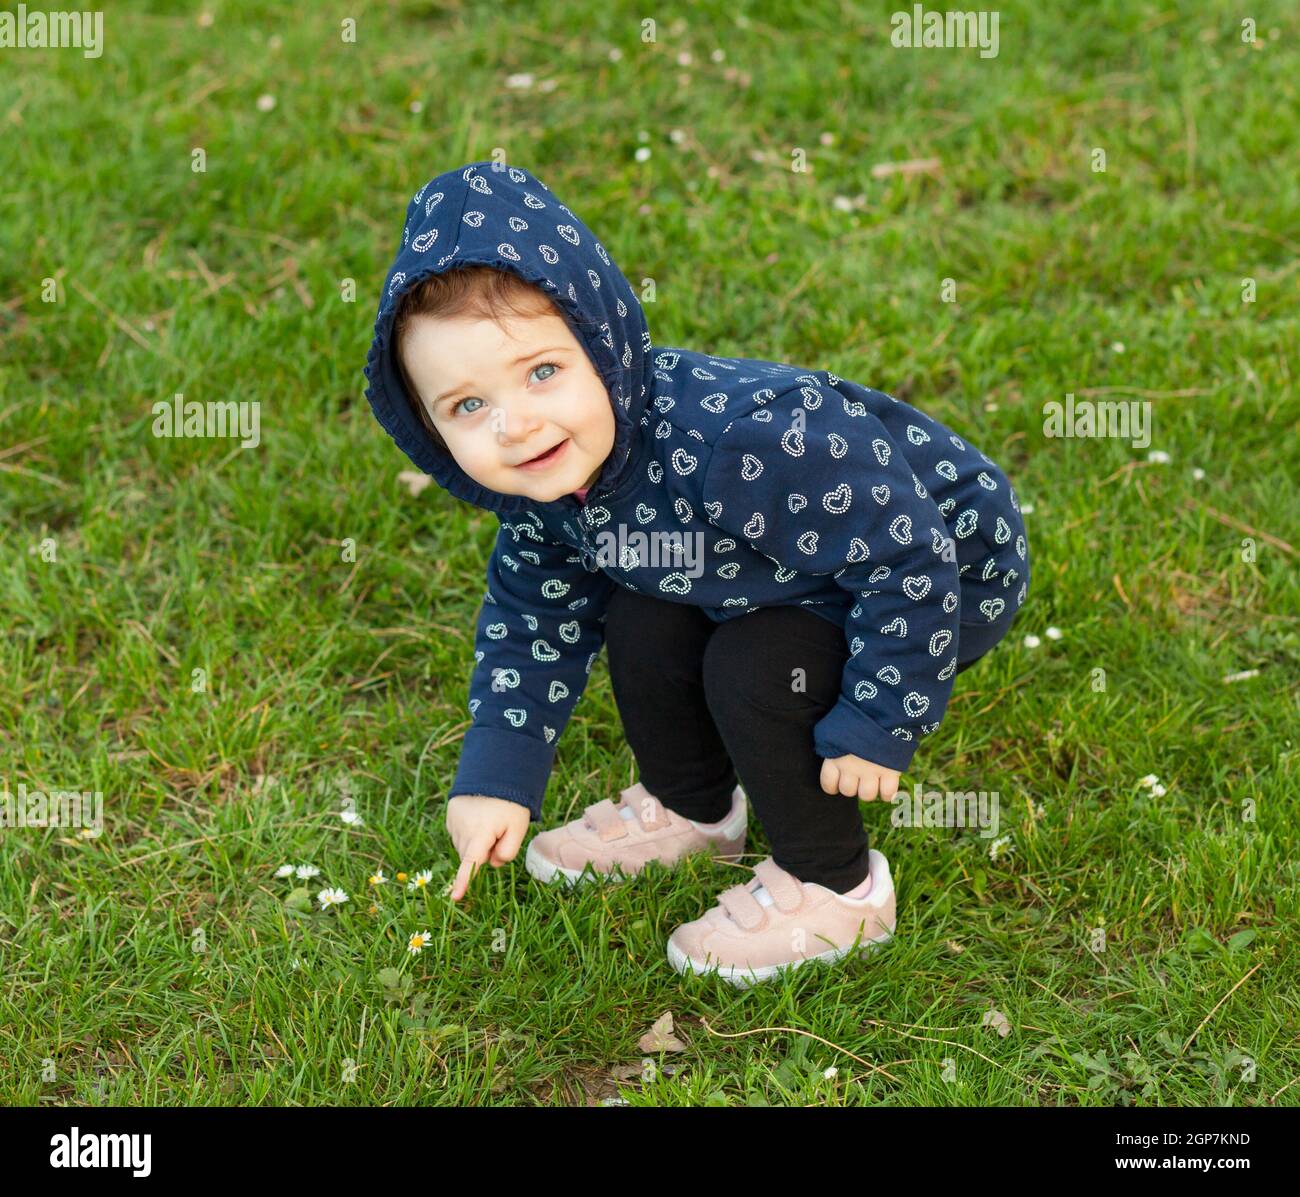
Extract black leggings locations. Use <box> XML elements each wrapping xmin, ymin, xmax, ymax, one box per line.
<box><xmin>603</xmin><ymin>588</ymin><xmax>995</xmax><ymax>892</ymax></box>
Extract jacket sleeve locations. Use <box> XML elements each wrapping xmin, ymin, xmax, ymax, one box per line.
<box><xmin>702</xmin><ymin>384</ymin><xmax>962</xmax><ymax>773</ymax></box>
<box><xmin>447</xmin><ymin>513</ymin><xmax>616</xmax><ymax>822</ymax></box>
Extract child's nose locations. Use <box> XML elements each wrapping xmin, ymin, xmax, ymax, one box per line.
<box><xmin>496</xmin><ymin>403</ymin><xmax>545</xmax><ymax>444</ymax></box>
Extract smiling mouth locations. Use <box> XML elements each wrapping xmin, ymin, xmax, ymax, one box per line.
<box><xmin>517</xmin><ymin>439</ymin><xmax>568</xmax><ymax>467</ymax></box>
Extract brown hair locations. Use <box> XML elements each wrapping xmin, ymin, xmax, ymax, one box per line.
<box><xmin>391</xmin><ymin>265</ymin><xmax>564</xmax><ymax>451</ymax></box>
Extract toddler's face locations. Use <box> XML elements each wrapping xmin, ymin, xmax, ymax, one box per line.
<box><xmin>401</xmin><ymin>307</ymin><xmax>616</xmax><ymax>502</ymax></box>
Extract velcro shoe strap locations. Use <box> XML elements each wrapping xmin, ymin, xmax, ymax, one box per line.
<box><xmin>754</xmin><ymin>858</ymin><xmax>804</xmax><ymax>914</ymax></box>
<box><xmin>583</xmin><ymin>799</ymin><xmax>629</xmax><ymax>842</ymax></box>
<box><xmin>719</xmin><ymin>883</ymin><xmax>767</xmax><ymax>931</ymax></box>
<box><xmin>622</xmin><ymin>790</ymin><xmax>672</xmax><ymax>833</ymax></box>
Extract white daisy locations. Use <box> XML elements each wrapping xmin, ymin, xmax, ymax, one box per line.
<box><xmin>317</xmin><ymin>887</ymin><xmax>349</xmax><ymax>910</ymax></box>
<box><xmin>1045</xmin><ymin>626</ymin><xmax>1063</xmax><ymax>640</ymax></box>
<box><xmin>368</xmin><ymin>870</ymin><xmax>387</xmax><ymax>887</ymax></box>
<box><xmin>1138</xmin><ymin>774</ymin><xmax>1160</xmax><ymax>788</ymax></box>
<box><xmin>408</xmin><ymin>931</ymin><xmax>432</xmax><ymax>954</ymax></box>
<box><xmin>407</xmin><ymin>869</ymin><xmax>433</xmax><ymax>893</ymax></box>
<box><xmin>1023</xmin><ymin>634</ymin><xmax>1041</xmax><ymax>648</ymax></box>
<box><xmin>295</xmin><ymin>864</ymin><xmax>320</xmax><ymax>880</ymax></box>
<box><xmin>274</xmin><ymin>864</ymin><xmax>295</xmax><ymax>878</ymax></box>
<box><xmin>339</xmin><ymin>808</ymin><xmax>363</xmax><ymax>826</ymax></box>
<box><xmin>1147</xmin><ymin>450</ymin><xmax>1171</xmax><ymax>464</ymax></box>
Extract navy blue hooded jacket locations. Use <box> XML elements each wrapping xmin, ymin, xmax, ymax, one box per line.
<box><xmin>363</xmin><ymin>161</ymin><xmax>1030</xmax><ymax>822</ymax></box>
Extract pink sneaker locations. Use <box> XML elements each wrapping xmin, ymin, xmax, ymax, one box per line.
<box><xmin>665</xmin><ymin>850</ymin><xmax>896</xmax><ymax>988</ymax></box>
<box><xmin>524</xmin><ymin>781</ymin><xmax>748</xmax><ymax>888</ymax></box>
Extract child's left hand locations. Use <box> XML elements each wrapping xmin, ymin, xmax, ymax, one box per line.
<box><xmin>820</xmin><ymin>754</ymin><xmax>901</xmax><ymax>802</ymax></box>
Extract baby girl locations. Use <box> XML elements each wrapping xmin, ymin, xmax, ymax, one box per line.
<box><xmin>363</xmin><ymin>161</ymin><xmax>1030</xmax><ymax>987</ymax></box>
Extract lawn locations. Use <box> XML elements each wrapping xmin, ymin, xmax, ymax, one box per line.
<box><xmin>1</xmin><ymin>0</ymin><xmax>1297</xmax><ymax>1106</ymax></box>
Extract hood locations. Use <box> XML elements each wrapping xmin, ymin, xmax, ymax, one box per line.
<box><xmin>362</xmin><ymin>160</ymin><xmax>654</xmax><ymax>516</ymax></box>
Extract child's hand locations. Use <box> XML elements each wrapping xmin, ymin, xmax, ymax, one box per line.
<box><xmin>444</xmin><ymin>795</ymin><xmax>532</xmax><ymax>902</ymax></box>
<box><xmin>820</xmin><ymin>754</ymin><xmax>901</xmax><ymax>803</ymax></box>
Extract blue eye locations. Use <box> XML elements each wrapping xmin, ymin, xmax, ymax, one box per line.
<box><xmin>448</xmin><ymin>361</ymin><xmax>561</xmax><ymax>417</ymax></box>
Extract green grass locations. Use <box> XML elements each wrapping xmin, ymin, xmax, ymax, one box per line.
<box><xmin>1</xmin><ymin>0</ymin><xmax>1297</xmax><ymax>1106</ymax></box>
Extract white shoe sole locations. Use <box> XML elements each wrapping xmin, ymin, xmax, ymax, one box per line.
<box><xmin>524</xmin><ymin>831</ymin><xmax>747</xmax><ymax>888</ymax></box>
<box><xmin>665</xmin><ymin>923</ymin><xmax>896</xmax><ymax>989</ymax></box>
<box><xmin>524</xmin><ymin>838</ymin><xmax>639</xmax><ymax>887</ymax></box>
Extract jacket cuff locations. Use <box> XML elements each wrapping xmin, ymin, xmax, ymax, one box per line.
<box><xmin>813</xmin><ymin>697</ymin><xmax>920</xmax><ymax>774</ymax></box>
<box><xmin>447</xmin><ymin>725</ymin><xmax>557</xmax><ymax>823</ymax></box>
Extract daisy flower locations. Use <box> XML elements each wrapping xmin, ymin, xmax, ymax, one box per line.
<box><xmin>295</xmin><ymin>863</ymin><xmax>320</xmax><ymax>880</ymax></box>
<box><xmin>1044</xmin><ymin>626</ymin><xmax>1063</xmax><ymax>640</ymax></box>
<box><xmin>368</xmin><ymin>870</ymin><xmax>388</xmax><ymax>887</ymax></box>
<box><xmin>1138</xmin><ymin>774</ymin><xmax>1160</xmax><ymax>788</ymax></box>
<box><xmin>340</xmin><ymin>808</ymin><xmax>363</xmax><ymax>826</ymax></box>
<box><xmin>317</xmin><ymin>887</ymin><xmax>349</xmax><ymax>910</ymax></box>
<box><xmin>274</xmin><ymin>864</ymin><xmax>295</xmax><ymax>878</ymax></box>
<box><xmin>1023</xmin><ymin>634</ymin><xmax>1041</xmax><ymax>648</ymax></box>
<box><xmin>407</xmin><ymin>869</ymin><xmax>433</xmax><ymax>893</ymax></box>
<box><xmin>408</xmin><ymin>931</ymin><xmax>432</xmax><ymax>954</ymax></box>
<box><xmin>989</xmin><ymin>835</ymin><xmax>1014</xmax><ymax>860</ymax></box>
